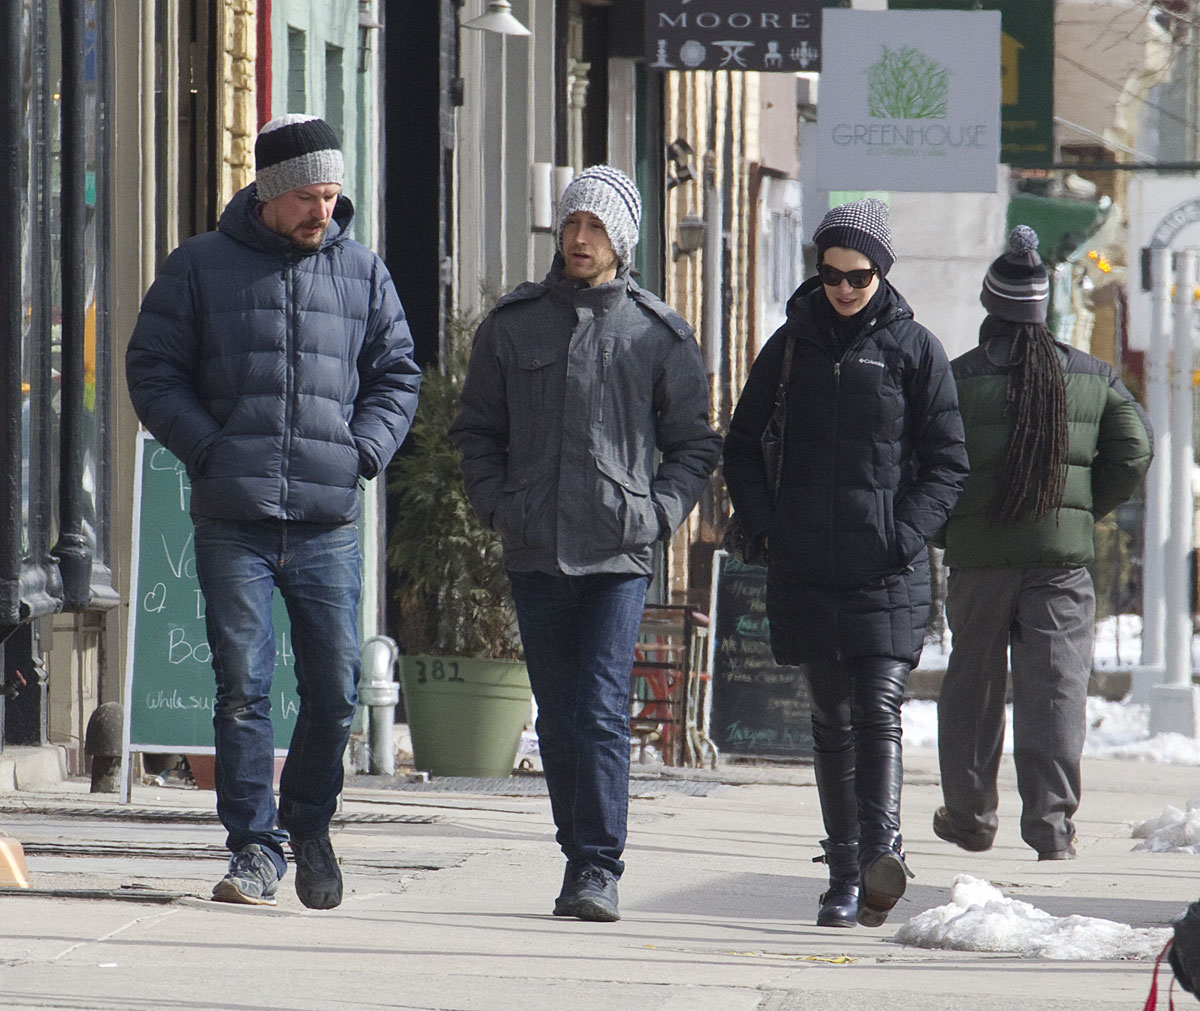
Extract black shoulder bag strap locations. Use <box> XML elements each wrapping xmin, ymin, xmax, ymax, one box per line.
<box><xmin>762</xmin><ymin>331</ymin><xmax>797</xmax><ymax>501</ymax></box>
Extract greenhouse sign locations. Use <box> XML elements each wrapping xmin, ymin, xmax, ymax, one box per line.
<box><xmin>816</xmin><ymin>9</ymin><xmax>1000</xmax><ymax>192</ymax></box>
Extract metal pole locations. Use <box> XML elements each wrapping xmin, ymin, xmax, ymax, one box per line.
<box><xmin>1137</xmin><ymin>248</ymin><xmax>1172</xmax><ymax>675</ymax></box>
<box><xmin>1150</xmin><ymin>249</ymin><xmax>1200</xmax><ymax>737</ymax></box>
<box><xmin>702</xmin><ymin>152</ymin><xmax>721</xmax><ymax>375</ymax></box>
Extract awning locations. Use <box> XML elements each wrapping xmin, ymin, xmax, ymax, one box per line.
<box><xmin>1007</xmin><ymin>191</ymin><xmax>1110</xmax><ymax>264</ymax></box>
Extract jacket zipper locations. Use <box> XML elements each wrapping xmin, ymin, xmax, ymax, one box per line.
<box><xmin>281</xmin><ymin>262</ymin><xmax>296</xmax><ymax>509</ymax></box>
<box><xmin>598</xmin><ymin>344</ymin><xmax>612</xmax><ymax>423</ymax></box>
<box><xmin>830</xmin><ymin>358</ymin><xmax>841</xmax><ymax>588</ymax></box>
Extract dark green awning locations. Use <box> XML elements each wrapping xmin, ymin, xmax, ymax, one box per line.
<box><xmin>1007</xmin><ymin>191</ymin><xmax>1109</xmax><ymax>264</ymax></box>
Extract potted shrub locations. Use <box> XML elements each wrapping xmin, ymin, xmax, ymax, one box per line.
<box><xmin>387</xmin><ymin>304</ymin><xmax>530</xmax><ymax>778</ymax></box>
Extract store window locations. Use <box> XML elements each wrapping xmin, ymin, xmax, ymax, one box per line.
<box><xmin>3</xmin><ymin>0</ymin><xmax>114</xmax><ymax>626</ymax></box>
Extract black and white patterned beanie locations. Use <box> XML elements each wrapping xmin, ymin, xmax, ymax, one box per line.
<box><xmin>813</xmin><ymin>197</ymin><xmax>896</xmax><ymax>277</ymax></box>
<box><xmin>556</xmin><ymin>165</ymin><xmax>642</xmax><ymax>265</ymax></box>
<box><xmin>980</xmin><ymin>225</ymin><xmax>1049</xmax><ymax>324</ymax></box>
<box><xmin>254</xmin><ymin>114</ymin><xmax>344</xmax><ymax>203</ymax></box>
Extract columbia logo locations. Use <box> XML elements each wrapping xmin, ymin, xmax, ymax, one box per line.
<box><xmin>858</xmin><ymin>357</ymin><xmax>885</xmax><ymax>368</ymax></box>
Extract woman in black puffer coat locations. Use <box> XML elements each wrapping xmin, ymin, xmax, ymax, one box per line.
<box><xmin>723</xmin><ymin>199</ymin><xmax>968</xmax><ymax>928</ymax></box>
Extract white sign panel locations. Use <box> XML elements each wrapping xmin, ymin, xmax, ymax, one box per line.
<box><xmin>816</xmin><ymin>9</ymin><xmax>1000</xmax><ymax>193</ymax></box>
<box><xmin>1126</xmin><ymin>174</ymin><xmax>1200</xmax><ymax>351</ymax></box>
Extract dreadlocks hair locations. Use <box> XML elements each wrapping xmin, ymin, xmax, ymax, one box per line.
<box><xmin>989</xmin><ymin>319</ymin><xmax>1069</xmax><ymax>524</ymax></box>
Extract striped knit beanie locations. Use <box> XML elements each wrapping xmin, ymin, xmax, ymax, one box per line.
<box><xmin>813</xmin><ymin>197</ymin><xmax>896</xmax><ymax>277</ymax></box>
<box><xmin>254</xmin><ymin>114</ymin><xmax>344</xmax><ymax>203</ymax></box>
<box><xmin>556</xmin><ymin>165</ymin><xmax>642</xmax><ymax>266</ymax></box>
<box><xmin>981</xmin><ymin>225</ymin><xmax>1050</xmax><ymax>324</ymax></box>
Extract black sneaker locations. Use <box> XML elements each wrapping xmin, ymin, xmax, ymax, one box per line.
<box><xmin>290</xmin><ymin>833</ymin><xmax>343</xmax><ymax>909</ymax></box>
<box><xmin>553</xmin><ymin>864</ymin><xmax>579</xmax><ymax>916</ymax></box>
<box><xmin>563</xmin><ymin>865</ymin><xmax>620</xmax><ymax>922</ymax></box>
<box><xmin>212</xmin><ymin>844</ymin><xmax>280</xmax><ymax>906</ymax></box>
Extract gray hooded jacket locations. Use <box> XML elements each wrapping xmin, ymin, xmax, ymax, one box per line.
<box><xmin>450</xmin><ymin>257</ymin><xmax>721</xmax><ymax>576</ymax></box>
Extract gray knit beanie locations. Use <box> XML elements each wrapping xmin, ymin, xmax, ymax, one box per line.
<box><xmin>812</xmin><ymin>197</ymin><xmax>896</xmax><ymax>277</ymax></box>
<box><xmin>980</xmin><ymin>225</ymin><xmax>1050</xmax><ymax>324</ymax></box>
<box><xmin>556</xmin><ymin>165</ymin><xmax>642</xmax><ymax>265</ymax></box>
<box><xmin>254</xmin><ymin>114</ymin><xmax>345</xmax><ymax>203</ymax></box>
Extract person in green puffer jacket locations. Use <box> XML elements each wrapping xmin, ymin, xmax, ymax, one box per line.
<box><xmin>932</xmin><ymin>225</ymin><xmax>1153</xmax><ymax>862</ymax></box>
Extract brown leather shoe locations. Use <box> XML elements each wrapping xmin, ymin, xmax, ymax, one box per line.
<box><xmin>932</xmin><ymin>806</ymin><xmax>995</xmax><ymax>853</ymax></box>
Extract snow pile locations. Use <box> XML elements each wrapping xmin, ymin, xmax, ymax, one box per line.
<box><xmin>1082</xmin><ymin>697</ymin><xmax>1149</xmax><ymax>754</ymax></box>
<box><xmin>1133</xmin><ymin>798</ymin><xmax>1200</xmax><ymax>853</ymax></box>
<box><xmin>895</xmin><ymin>874</ymin><xmax>1172</xmax><ymax>960</ymax></box>
<box><xmin>901</xmin><ymin>697</ymin><xmax>1200</xmax><ymax>765</ymax></box>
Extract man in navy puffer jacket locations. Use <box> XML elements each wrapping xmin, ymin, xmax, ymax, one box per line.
<box><xmin>126</xmin><ymin>115</ymin><xmax>421</xmax><ymax>910</ymax></box>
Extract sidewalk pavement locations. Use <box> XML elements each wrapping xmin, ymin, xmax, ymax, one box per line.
<box><xmin>0</xmin><ymin>740</ymin><xmax>1192</xmax><ymax>1011</ymax></box>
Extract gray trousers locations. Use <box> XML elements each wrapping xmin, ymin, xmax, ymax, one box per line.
<box><xmin>937</xmin><ymin>566</ymin><xmax>1095</xmax><ymax>855</ymax></box>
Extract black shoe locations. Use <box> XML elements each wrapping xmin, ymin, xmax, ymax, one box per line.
<box><xmin>290</xmin><ymin>833</ymin><xmax>343</xmax><ymax>909</ymax></box>
<box><xmin>212</xmin><ymin>844</ymin><xmax>280</xmax><ymax>906</ymax></box>
<box><xmin>857</xmin><ymin>848</ymin><xmax>913</xmax><ymax>928</ymax></box>
<box><xmin>1037</xmin><ymin>844</ymin><xmax>1077</xmax><ymax>862</ymax></box>
<box><xmin>932</xmin><ymin>806</ymin><xmax>995</xmax><ymax>853</ymax></box>
<box><xmin>559</xmin><ymin>865</ymin><xmax>620</xmax><ymax>922</ymax></box>
<box><xmin>553</xmin><ymin>864</ymin><xmax>579</xmax><ymax>916</ymax></box>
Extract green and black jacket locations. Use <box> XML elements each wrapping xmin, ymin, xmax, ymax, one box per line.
<box><xmin>939</xmin><ymin>334</ymin><xmax>1153</xmax><ymax>569</ymax></box>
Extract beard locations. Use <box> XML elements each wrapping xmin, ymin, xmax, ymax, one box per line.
<box><xmin>563</xmin><ymin>247</ymin><xmax>618</xmax><ymax>284</ymax></box>
<box><xmin>292</xmin><ymin>220</ymin><xmax>329</xmax><ymax>250</ymax></box>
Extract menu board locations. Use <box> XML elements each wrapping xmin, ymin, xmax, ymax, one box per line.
<box><xmin>708</xmin><ymin>551</ymin><xmax>813</xmax><ymax>758</ymax></box>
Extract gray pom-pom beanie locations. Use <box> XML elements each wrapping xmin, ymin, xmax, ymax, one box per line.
<box><xmin>254</xmin><ymin>114</ymin><xmax>345</xmax><ymax>204</ymax></box>
<box><xmin>556</xmin><ymin>165</ymin><xmax>642</xmax><ymax>266</ymax></box>
<box><xmin>980</xmin><ymin>225</ymin><xmax>1050</xmax><ymax>324</ymax></box>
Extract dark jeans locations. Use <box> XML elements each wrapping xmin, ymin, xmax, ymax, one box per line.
<box><xmin>507</xmin><ymin>570</ymin><xmax>649</xmax><ymax>878</ymax></box>
<box><xmin>194</xmin><ymin>518</ymin><xmax>362</xmax><ymax>873</ymax></box>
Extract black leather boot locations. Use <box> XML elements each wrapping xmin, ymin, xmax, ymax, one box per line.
<box><xmin>812</xmin><ymin>746</ymin><xmax>859</xmax><ymax>928</ymax></box>
<box><xmin>857</xmin><ymin>828</ymin><xmax>913</xmax><ymax>928</ymax></box>
<box><xmin>849</xmin><ymin>658</ymin><xmax>914</xmax><ymax>928</ymax></box>
<box><xmin>814</xmin><ymin>840</ymin><xmax>859</xmax><ymax>927</ymax></box>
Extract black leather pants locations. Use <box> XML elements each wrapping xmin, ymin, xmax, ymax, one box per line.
<box><xmin>804</xmin><ymin>656</ymin><xmax>910</xmax><ymax>861</ymax></box>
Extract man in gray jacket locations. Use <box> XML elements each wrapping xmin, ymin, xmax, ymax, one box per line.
<box><xmin>451</xmin><ymin>165</ymin><xmax>720</xmax><ymax>921</ymax></box>
<box><xmin>127</xmin><ymin>115</ymin><xmax>421</xmax><ymax>910</ymax></box>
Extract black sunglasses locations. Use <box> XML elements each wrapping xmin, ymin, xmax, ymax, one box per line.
<box><xmin>818</xmin><ymin>264</ymin><xmax>877</xmax><ymax>289</ymax></box>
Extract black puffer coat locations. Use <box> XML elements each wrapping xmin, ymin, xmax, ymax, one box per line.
<box><xmin>723</xmin><ymin>279</ymin><xmax>968</xmax><ymax>666</ymax></box>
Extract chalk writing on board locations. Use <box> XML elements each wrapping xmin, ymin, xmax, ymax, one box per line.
<box><xmin>124</xmin><ymin>433</ymin><xmax>300</xmax><ymax>752</ymax></box>
<box><xmin>708</xmin><ymin>552</ymin><xmax>813</xmax><ymax>758</ymax></box>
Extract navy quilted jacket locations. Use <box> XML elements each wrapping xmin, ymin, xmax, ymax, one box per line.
<box><xmin>723</xmin><ymin>278</ymin><xmax>967</xmax><ymax>665</ymax></box>
<box><xmin>126</xmin><ymin>184</ymin><xmax>421</xmax><ymax>524</ymax></box>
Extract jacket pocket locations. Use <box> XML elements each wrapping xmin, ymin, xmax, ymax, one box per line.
<box><xmin>594</xmin><ymin>454</ymin><xmax>656</xmax><ymax>551</ymax></box>
<box><xmin>866</xmin><ymin>488</ymin><xmax>901</xmax><ymax>573</ymax></box>
<box><xmin>515</xmin><ymin>347</ymin><xmax>559</xmax><ymax>414</ymax></box>
<box><xmin>493</xmin><ymin>471</ymin><xmax>534</xmax><ymax>545</ymax></box>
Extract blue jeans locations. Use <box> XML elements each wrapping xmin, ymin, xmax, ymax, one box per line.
<box><xmin>194</xmin><ymin>518</ymin><xmax>362</xmax><ymax>872</ymax></box>
<box><xmin>507</xmin><ymin>571</ymin><xmax>649</xmax><ymax>878</ymax></box>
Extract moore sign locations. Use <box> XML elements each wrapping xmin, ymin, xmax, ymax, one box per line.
<box><xmin>645</xmin><ymin>1</ymin><xmax>823</xmax><ymax>72</ymax></box>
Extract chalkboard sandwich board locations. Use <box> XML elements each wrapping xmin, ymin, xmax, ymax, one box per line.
<box><xmin>122</xmin><ymin>433</ymin><xmax>298</xmax><ymax>794</ymax></box>
<box><xmin>708</xmin><ymin>551</ymin><xmax>813</xmax><ymax>759</ymax></box>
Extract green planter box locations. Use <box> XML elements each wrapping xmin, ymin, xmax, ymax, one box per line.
<box><xmin>398</xmin><ymin>655</ymin><xmax>531</xmax><ymax>778</ymax></box>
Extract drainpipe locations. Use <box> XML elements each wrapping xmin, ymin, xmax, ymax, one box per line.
<box><xmin>359</xmin><ymin>635</ymin><xmax>400</xmax><ymax>775</ymax></box>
